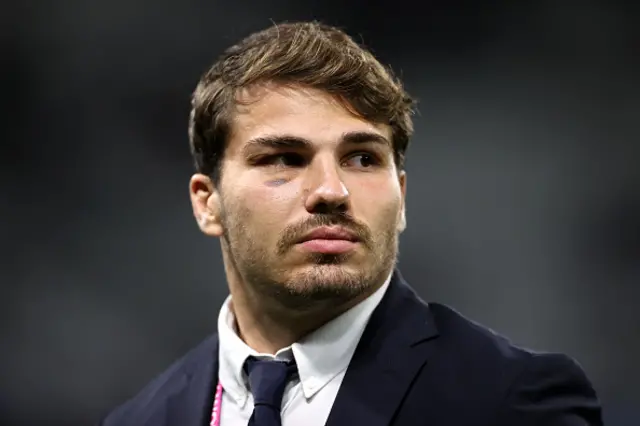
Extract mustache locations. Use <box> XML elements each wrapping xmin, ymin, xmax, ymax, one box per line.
<box><xmin>277</xmin><ymin>213</ymin><xmax>371</xmax><ymax>254</ymax></box>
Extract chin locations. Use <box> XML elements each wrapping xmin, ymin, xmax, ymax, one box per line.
<box><xmin>268</xmin><ymin>260</ymin><xmax>384</xmax><ymax>310</ymax></box>
<box><xmin>288</xmin><ymin>263</ymin><xmax>366</xmax><ymax>290</ymax></box>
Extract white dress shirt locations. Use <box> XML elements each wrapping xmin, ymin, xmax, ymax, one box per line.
<box><xmin>216</xmin><ymin>274</ymin><xmax>391</xmax><ymax>426</ymax></box>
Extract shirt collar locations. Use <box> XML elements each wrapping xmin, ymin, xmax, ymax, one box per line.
<box><xmin>217</xmin><ymin>273</ymin><xmax>392</xmax><ymax>404</ymax></box>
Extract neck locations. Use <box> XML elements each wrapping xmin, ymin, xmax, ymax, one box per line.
<box><xmin>223</xmin><ymin>270</ymin><xmax>384</xmax><ymax>355</ymax></box>
<box><xmin>229</xmin><ymin>298</ymin><xmax>317</xmax><ymax>355</ymax></box>
<box><xmin>228</xmin><ymin>285</ymin><xmax>369</xmax><ymax>355</ymax></box>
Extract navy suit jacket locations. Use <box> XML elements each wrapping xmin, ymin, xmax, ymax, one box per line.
<box><xmin>100</xmin><ymin>271</ymin><xmax>603</xmax><ymax>425</ymax></box>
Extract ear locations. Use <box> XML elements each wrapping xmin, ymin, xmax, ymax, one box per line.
<box><xmin>397</xmin><ymin>170</ymin><xmax>407</xmax><ymax>233</ymax></box>
<box><xmin>189</xmin><ymin>174</ymin><xmax>224</xmax><ymax>237</ymax></box>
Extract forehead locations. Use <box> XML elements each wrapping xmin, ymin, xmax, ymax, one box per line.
<box><xmin>226</xmin><ymin>84</ymin><xmax>391</xmax><ymax>152</ymax></box>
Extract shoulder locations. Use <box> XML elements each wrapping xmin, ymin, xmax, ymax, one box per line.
<box><xmin>98</xmin><ymin>334</ymin><xmax>218</xmax><ymax>426</ymax></box>
<box><xmin>426</xmin><ymin>303</ymin><xmax>603</xmax><ymax>424</ymax></box>
<box><xmin>428</xmin><ymin>302</ymin><xmax>538</xmax><ymax>366</ymax></box>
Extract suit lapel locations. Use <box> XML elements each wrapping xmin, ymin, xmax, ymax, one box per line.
<box><xmin>161</xmin><ymin>335</ymin><xmax>220</xmax><ymax>426</ymax></box>
<box><xmin>325</xmin><ymin>270</ymin><xmax>439</xmax><ymax>426</ymax></box>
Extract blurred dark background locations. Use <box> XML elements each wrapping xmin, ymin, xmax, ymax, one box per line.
<box><xmin>1</xmin><ymin>1</ymin><xmax>638</xmax><ymax>425</ymax></box>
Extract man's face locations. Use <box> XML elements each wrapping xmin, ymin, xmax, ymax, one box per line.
<box><xmin>192</xmin><ymin>83</ymin><xmax>406</xmax><ymax>308</ymax></box>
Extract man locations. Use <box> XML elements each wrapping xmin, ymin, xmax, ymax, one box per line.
<box><xmin>100</xmin><ymin>21</ymin><xmax>603</xmax><ymax>426</ymax></box>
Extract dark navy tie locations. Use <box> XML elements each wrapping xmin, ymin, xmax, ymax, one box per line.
<box><xmin>245</xmin><ymin>357</ymin><xmax>297</xmax><ymax>426</ymax></box>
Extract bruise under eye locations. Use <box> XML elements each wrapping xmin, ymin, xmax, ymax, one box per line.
<box><xmin>265</xmin><ymin>178</ymin><xmax>287</xmax><ymax>187</ymax></box>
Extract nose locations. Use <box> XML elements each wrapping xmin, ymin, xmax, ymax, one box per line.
<box><xmin>303</xmin><ymin>157</ymin><xmax>350</xmax><ymax>215</ymax></box>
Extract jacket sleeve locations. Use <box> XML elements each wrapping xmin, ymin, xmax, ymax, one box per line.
<box><xmin>497</xmin><ymin>352</ymin><xmax>604</xmax><ymax>425</ymax></box>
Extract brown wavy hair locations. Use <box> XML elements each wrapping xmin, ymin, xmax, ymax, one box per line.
<box><xmin>189</xmin><ymin>21</ymin><xmax>416</xmax><ymax>182</ymax></box>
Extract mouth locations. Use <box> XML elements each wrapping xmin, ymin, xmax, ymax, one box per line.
<box><xmin>295</xmin><ymin>227</ymin><xmax>360</xmax><ymax>254</ymax></box>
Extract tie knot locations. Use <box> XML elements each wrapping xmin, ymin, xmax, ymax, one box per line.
<box><xmin>244</xmin><ymin>357</ymin><xmax>297</xmax><ymax>408</ymax></box>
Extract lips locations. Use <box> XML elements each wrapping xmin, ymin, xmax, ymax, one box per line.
<box><xmin>296</xmin><ymin>227</ymin><xmax>360</xmax><ymax>254</ymax></box>
<box><xmin>298</xmin><ymin>227</ymin><xmax>359</xmax><ymax>243</ymax></box>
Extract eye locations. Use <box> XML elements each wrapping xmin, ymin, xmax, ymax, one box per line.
<box><xmin>257</xmin><ymin>153</ymin><xmax>306</xmax><ymax>168</ymax></box>
<box><xmin>344</xmin><ymin>152</ymin><xmax>380</xmax><ymax>168</ymax></box>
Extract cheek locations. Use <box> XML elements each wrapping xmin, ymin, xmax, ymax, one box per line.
<box><xmin>240</xmin><ymin>180</ymin><xmax>301</xmax><ymax>227</ymax></box>
<box><xmin>351</xmin><ymin>179</ymin><xmax>402</xmax><ymax>220</ymax></box>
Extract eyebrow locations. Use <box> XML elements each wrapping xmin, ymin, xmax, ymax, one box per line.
<box><xmin>242</xmin><ymin>131</ymin><xmax>391</xmax><ymax>156</ymax></box>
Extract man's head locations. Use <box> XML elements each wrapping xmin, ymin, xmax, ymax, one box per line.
<box><xmin>189</xmin><ymin>21</ymin><xmax>415</xmax><ymax>310</ymax></box>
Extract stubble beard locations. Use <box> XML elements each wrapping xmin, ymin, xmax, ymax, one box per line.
<box><xmin>218</xmin><ymin>194</ymin><xmax>399</xmax><ymax>314</ymax></box>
